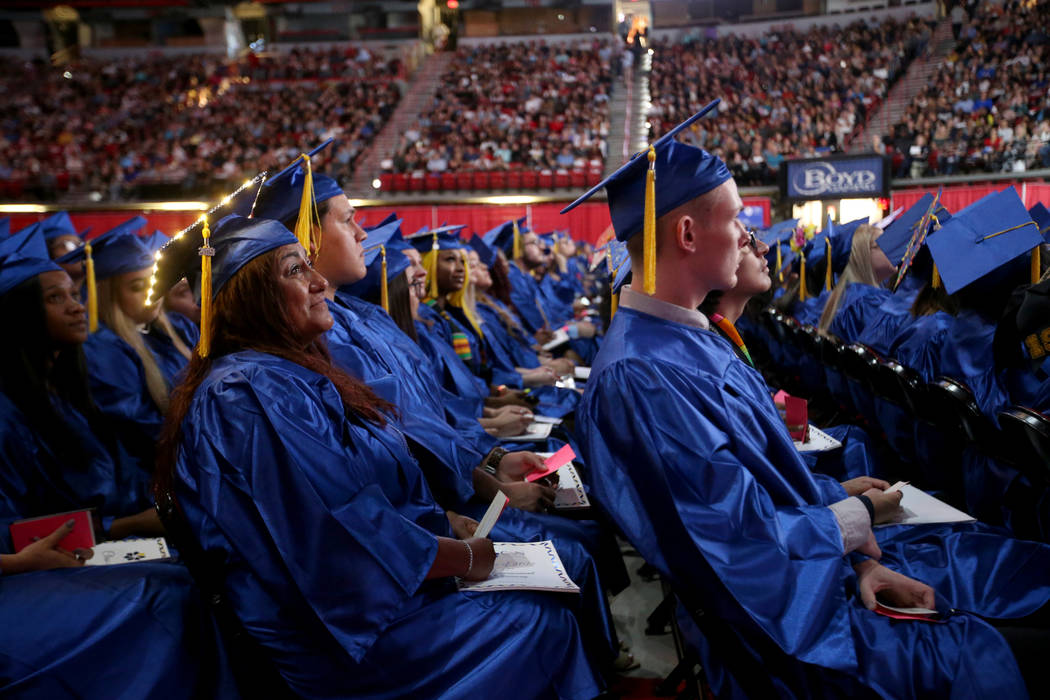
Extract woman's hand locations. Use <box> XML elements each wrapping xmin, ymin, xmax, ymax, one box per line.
<box><xmin>854</xmin><ymin>559</ymin><xmax>936</xmax><ymax>611</ymax></box>
<box><xmin>480</xmin><ymin>409</ymin><xmax>533</xmax><ymax>437</ymax></box>
<box><xmin>1</xmin><ymin>520</ymin><xmax>92</xmax><ymax>575</ymax></box>
<box><xmin>446</xmin><ymin>511</ymin><xmax>479</xmax><ymax>540</ymax></box>
<box><xmin>520</xmin><ymin>366</ymin><xmax>557</xmax><ymax>386</ymax></box>
<box><xmin>542</xmin><ymin>357</ymin><xmax>575</xmax><ymax>376</ymax></box>
<box><xmin>841</xmin><ymin>477</ymin><xmax>891</xmax><ymax>497</ymax></box>
<box><xmin>501</xmin><ymin>480</ymin><xmax>557</xmax><ymax>513</ymax></box>
<box><xmin>496</xmin><ymin>451</ymin><xmax>545</xmax><ymax>481</ymax></box>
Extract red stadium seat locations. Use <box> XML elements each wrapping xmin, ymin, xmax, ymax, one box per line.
<box><xmin>554</xmin><ymin>169</ymin><xmax>570</xmax><ymax>189</ymax></box>
<box><xmin>379</xmin><ymin>173</ymin><xmax>395</xmax><ymax>191</ymax></box>
<box><xmin>391</xmin><ymin>173</ymin><xmax>408</xmax><ymax>192</ymax></box>
<box><xmin>456</xmin><ymin>171</ymin><xmax>473</xmax><ymax>190</ymax></box>
<box><xmin>424</xmin><ymin>173</ymin><xmax>441</xmax><ymax>191</ymax></box>
<box><xmin>506</xmin><ymin>170</ymin><xmax>522</xmax><ymax>189</ymax></box>
<box><xmin>488</xmin><ymin>170</ymin><xmax>506</xmax><ymax>189</ymax></box>
<box><xmin>570</xmin><ymin>170</ymin><xmax>587</xmax><ymax>188</ymax></box>
<box><xmin>472</xmin><ymin>171</ymin><xmax>490</xmax><ymax>190</ymax></box>
<box><xmin>409</xmin><ymin>173</ymin><xmax>425</xmax><ymax>191</ymax></box>
<box><xmin>441</xmin><ymin>172</ymin><xmax>457</xmax><ymax>191</ymax></box>
<box><xmin>588</xmin><ymin>167</ymin><xmax>603</xmax><ymax>185</ymax></box>
<box><xmin>521</xmin><ymin>171</ymin><xmax>538</xmax><ymax>189</ymax></box>
<box><xmin>538</xmin><ymin>170</ymin><xmax>554</xmax><ymax>189</ymax></box>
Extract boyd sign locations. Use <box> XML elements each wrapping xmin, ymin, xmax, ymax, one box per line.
<box><xmin>783</xmin><ymin>155</ymin><xmax>888</xmax><ymax>201</ymax></box>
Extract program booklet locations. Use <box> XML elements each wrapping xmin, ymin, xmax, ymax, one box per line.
<box><xmin>534</xmin><ymin>450</ymin><xmax>591</xmax><ymax>510</ymax></box>
<box><xmin>794</xmin><ymin>425</ymin><xmax>843</xmax><ymax>453</ymax></box>
<box><xmin>876</xmin><ymin>485</ymin><xmax>976</xmax><ymax>527</ymax></box>
<box><xmin>457</xmin><ymin>541</ymin><xmax>580</xmax><ymax>594</ymax></box>
<box><xmin>85</xmin><ymin>538</ymin><xmax>173</xmax><ymax>566</ymax></box>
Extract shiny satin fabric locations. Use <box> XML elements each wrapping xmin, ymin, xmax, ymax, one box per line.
<box><xmin>829</xmin><ymin>285</ymin><xmax>891</xmax><ymax>345</ymax></box>
<box><xmin>794</xmin><ymin>289</ymin><xmax>830</xmax><ymax>327</ymax></box>
<box><xmin>144</xmin><ymin>311</ymin><xmax>199</xmax><ymax>387</ymax></box>
<box><xmin>0</xmin><ymin>563</ymin><xmax>238</xmax><ymax>699</ymax></box>
<box><xmin>507</xmin><ymin>264</ymin><xmax>553</xmax><ymax>335</ymax></box>
<box><xmin>0</xmin><ymin>392</ymin><xmax>152</xmax><ymax>543</ymax></box>
<box><xmin>415</xmin><ymin>308</ymin><xmax>491</xmax><ymax>406</ymax></box>
<box><xmin>174</xmin><ymin>351</ymin><xmax>602</xmax><ymax>699</ymax></box>
<box><xmin>83</xmin><ymin>323</ymin><xmax>165</xmax><ymax>458</ymax></box>
<box><xmin>578</xmin><ymin>305</ymin><xmax>1050</xmax><ymax>698</ymax></box>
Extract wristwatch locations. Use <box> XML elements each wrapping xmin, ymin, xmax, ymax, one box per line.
<box><xmin>482</xmin><ymin>447</ymin><xmax>509</xmax><ymax>476</ymax></box>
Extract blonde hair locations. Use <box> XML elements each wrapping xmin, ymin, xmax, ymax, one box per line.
<box><xmin>818</xmin><ymin>224</ymin><xmax>882</xmax><ymax>333</ymax></box>
<box><xmin>446</xmin><ymin>249</ymin><xmax>484</xmax><ymax>339</ymax></box>
<box><xmin>97</xmin><ymin>277</ymin><xmax>188</xmax><ymax>414</ymax></box>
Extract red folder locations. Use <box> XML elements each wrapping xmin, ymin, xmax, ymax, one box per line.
<box><xmin>10</xmin><ymin>509</ymin><xmax>96</xmax><ymax>553</ymax></box>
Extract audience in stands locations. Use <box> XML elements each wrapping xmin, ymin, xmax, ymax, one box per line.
<box><xmin>388</xmin><ymin>39</ymin><xmax>612</xmax><ymax>177</ymax></box>
<box><xmin>890</xmin><ymin>0</ymin><xmax>1050</xmax><ymax>177</ymax></box>
<box><xmin>649</xmin><ymin>16</ymin><xmax>934</xmax><ymax>185</ymax></box>
<box><xmin>0</xmin><ymin>47</ymin><xmax>401</xmax><ymax>201</ymax></box>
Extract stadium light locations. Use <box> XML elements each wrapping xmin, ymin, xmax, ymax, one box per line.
<box><xmin>447</xmin><ymin>0</ymin><xmax>459</xmax><ymax>9</ymax></box>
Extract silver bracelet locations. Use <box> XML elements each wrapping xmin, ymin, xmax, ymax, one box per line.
<box><xmin>463</xmin><ymin>539</ymin><xmax>474</xmax><ymax>578</ymax></box>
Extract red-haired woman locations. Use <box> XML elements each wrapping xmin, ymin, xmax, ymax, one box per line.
<box><xmin>155</xmin><ymin>215</ymin><xmax>602</xmax><ymax>699</ymax></box>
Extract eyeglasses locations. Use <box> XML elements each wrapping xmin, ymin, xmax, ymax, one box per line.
<box><xmin>746</xmin><ymin>228</ymin><xmax>758</xmax><ymax>251</ymax></box>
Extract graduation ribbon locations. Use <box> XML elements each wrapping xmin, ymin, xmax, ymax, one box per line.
<box><xmin>710</xmin><ymin>313</ymin><xmax>753</xmax><ymax>367</ymax></box>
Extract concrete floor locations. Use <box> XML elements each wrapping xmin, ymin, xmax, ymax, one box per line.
<box><xmin>609</xmin><ymin>547</ymin><xmax>680</xmax><ymax>680</ymax></box>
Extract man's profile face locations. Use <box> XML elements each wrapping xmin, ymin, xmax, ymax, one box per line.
<box><xmin>687</xmin><ymin>179</ymin><xmax>750</xmax><ymax>292</ymax></box>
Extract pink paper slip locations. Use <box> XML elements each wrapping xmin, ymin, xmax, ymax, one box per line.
<box><xmin>10</xmin><ymin>509</ymin><xmax>96</xmax><ymax>553</ymax></box>
<box><xmin>526</xmin><ymin>445</ymin><xmax>576</xmax><ymax>482</ymax></box>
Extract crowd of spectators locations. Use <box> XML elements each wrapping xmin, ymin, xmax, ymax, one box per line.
<box><xmin>0</xmin><ymin>46</ymin><xmax>403</xmax><ymax>201</ymax></box>
<box><xmin>648</xmin><ymin>16</ymin><xmax>935</xmax><ymax>186</ymax></box>
<box><xmin>386</xmin><ymin>39</ymin><xmax>613</xmax><ymax>177</ymax></box>
<box><xmin>886</xmin><ymin>0</ymin><xmax>1050</xmax><ymax>179</ymax></box>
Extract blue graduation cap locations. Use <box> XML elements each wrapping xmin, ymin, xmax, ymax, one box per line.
<box><xmin>56</xmin><ymin>216</ymin><xmax>149</xmax><ymax>280</ymax></box>
<box><xmin>342</xmin><ymin>218</ymin><xmax>406</xmax><ymax>309</ymax></box>
<box><xmin>0</xmin><ymin>224</ymin><xmax>62</xmax><ymax>297</ymax></box>
<box><xmin>926</xmin><ymin>187</ymin><xmax>1042</xmax><ymax>295</ymax></box>
<box><xmin>807</xmin><ymin>218</ymin><xmax>834</xmax><ymax>291</ymax></box>
<box><xmin>469</xmin><ymin>234</ymin><xmax>496</xmax><ymax>268</ymax></box>
<box><xmin>366</xmin><ymin>212</ymin><xmax>399</xmax><ymax>233</ymax></box>
<box><xmin>142</xmin><ymin>230</ymin><xmax>169</xmax><ymax>254</ymax></box>
<box><xmin>878</xmin><ymin>193</ymin><xmax>952</xmax><ymax>268</ymax></box>
<box><xmin>561</xmin><ymin>99</ymin><xmax>730</xmax><ymax>294</ymax></box>
<box><xmin>40</xmin><ymin>211</ymin><xmax>78</xmax><ymax>241</ymax></box>
<box><xmin>830</xmin><ymin>217</ymin><xmax>869</xmax><ymax>277</ymax></box>
<box><xmin>253</xmin><ymin>139</ymin><xmax>341</xmax><ymax>253</ymax></box>
<box><xmin>608</xmin><ymin>240</ymin><xmax>632</xmax><ymax>294</ymax></box>
<box><xmin>759</xmin><ymin>219</ymin><xmax>799</xmax><ymax>282</ymax></box>
<box><xmin>1028</xmin><ymin>203</ymin><xmax>1050</xmax><ymax>242</ymax></box>
<box><xmin>889</xmin><ymin>191</ymin><xmax>949</xmax><ymax>292</ymax></box>
<box><xmin>405</xmin><ymin>227</ymin><xmax>467</xmax><ymax>253</ymax></box>
<box><xmin>482</xmin><ymin>218</ymin><xmax>527</xmax><ymax>256</ymax></box>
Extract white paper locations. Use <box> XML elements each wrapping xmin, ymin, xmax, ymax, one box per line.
<box><xmin>533</xmin><ymin>455</ymin><xmax>591</xmax><ymax>510</ymax></box>
<box><xmin>531</xmin><ymin>415</ymin><xmax>563</xmax><ymax>425</ymax></box>
<box><xmin>502</xmin><ymin>421</ymin><xmax>553</xmax><ymax>442</ymax></box>
<box><xmin>86</xmin><ymin>538</ymin><xmax>172</xmax><ymax>566</ymax></box>
<box><xmin>877</xmin><ymin>602</ymin><xmax>938</xmax><ymax>615</ymax></box>
<box><xmin>457</xmin><ymin>541</ymin><xmax>580</xmax><ymax>593</ymax></box>
<box><xmin>573</xmin><ymin>367</ymin><xmax>591</xmax><ymax>381</ymax></box>
<box><xmin>554</xmin><ymin>376</ymin><xmax>577</xmax><ymax>390</ymax></box>
<box><xmin>876</xmin><ymin>485</ymin><xmax>976</xmax><ymax>527</ymax></box>
<box><xmin>794</xmin><ymin>425</ymin><xmax>843</xmax><ymax>453</ymax></box>
<box><xmin>473</xmin><ymin>491</ymin><xmax>508</xmax><ymax>539</ymax></box>
<box><xmin>541</xmin><ymin>329</ymin><xmax>570</xmax><ymax>351</ymax></box>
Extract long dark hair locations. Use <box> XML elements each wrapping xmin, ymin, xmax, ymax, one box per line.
<box><xmin>488</xmin><ymin>253</ymin><xmax>513</xmax><ymax>306</ymax></box>
<box><xmin>155</xmin><ymin>249</ymin><xmax>394</xmax><ymax>497</ymax></box>
<box><xmin>0</xmin><ymin>276</ymin><xmax>99</xmax><ymax>466</ymax></box>
<box><xmin>364</xmin><ymin>271</ymin><xmax>418</xmax><ymax>342</ymax></box>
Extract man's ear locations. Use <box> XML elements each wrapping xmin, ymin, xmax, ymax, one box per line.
<box><xmin>676</xmin><ymin>214</ymin><xmax>698</xmax><ymax>254</ymax></box>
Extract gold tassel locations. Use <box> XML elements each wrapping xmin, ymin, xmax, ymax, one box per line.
<box><xmin>776</xmin><ymin>243</ymin><xmax>783</xmax><ymax>283</ymax></box>
<box><xmin>824</xmin><ymin>238</ymin><xmax>833</xmax><ymax>291</ymax></box>
<box><xmin>643</xmin><ymin>145</ymin><xmax>656</xmax><ymax>295</ymax></box>
<box><xmin>931</xmin><ymin>263</ymin><xmax>941</xmax><ymax>290</ymax></box>
<box><xmin>512</xmin><ymin>220</ymin><xmax>522</xmax><ymax>260</ymax></box>
<box><xmin>85</xmin><ymin>242</ymin><xmax>97</xmax><ymax>333</ymax></box>
<box><xmin>197</xmin><ymin>217</ymin><xmax>214</xmax><ymax>358</ymax></box>
<box><xmin>798</xmin><ymin>249</ymin><xmax>807</xmax><ymax>301</ymax></box>
<box><xmin>380</xmin><ymin>245</ymin><xmax>389</xmax><ymax>312</ymax></box>
<box><xmin>293</xmin><ymin>154</ymin><xmax>321</xmax><ymax>256</ymax></box>
<box><xmin>1033</xmin><ymin>245</ymin><xmax>1042</xmax><ymax>285</ymax></box>
<box><xmin>611</xmin><ymin>289</ymin><xmax>619</xmax><ymax>317</ymax></box>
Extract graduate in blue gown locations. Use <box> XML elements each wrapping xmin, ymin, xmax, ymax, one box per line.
<box><xmin>0</xmin><ymin>226</ymin><xmax>234</xmax><ymax>700</ymax></box>
<box><xmin>56</xmin><ymin>217</ymin><xmax>194</xmax><ymax>466</ymax></box>
<box><xmin>152</xmin><ymin>214</ymin><xmax>603</xmax><ymax>699</ymax></box>
<box><xmin>0</xmin><ymin>226</ymin><xmax>158</xmax><ymax>535</ymax></box>
<box><xmin>568</xmin><ymin>102</ymin><xmax>1050</xmax><ymax>698</ymax></box>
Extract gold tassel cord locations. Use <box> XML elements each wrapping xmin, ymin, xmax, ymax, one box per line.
<box><xmin>611</xmin><ymin>289</ymin><xmax>619</xmax><ymax>317</ymax></box>
<box><xmin>776</xmin><ymin>243</ymin><xmax>783</xmax><ymax>283</ymax></box>
<box><xmin>293</xmin><ymin>154</ymin><xmax>322</xmax><ymax>256</ymax></box>
<box><xmin>380</xmin><ymin>245</ymin><xmax>389</xmax><ymax>313</ymax></box>
<box><xmin>798</xmin><ymin>249</ymin><xmax>807</xmax><ymax>302</ymax></box>
<box><xmin>512</xmin><ymin>220</ymin><xmax>522</xmax><ymax>260</ymax></box>
<box><xmin>824</xmin><ymin>238</ymin><xmax>833</xmax><ymax>291</ymax></box>
<box><xmin>931</xmin><ymin>263</ymin><xmax>941</xmax><ymax>290</ymax></box>
<box><xmin>197</xmin><ymin>218</ymin><xmax>214</xmax><ymax>358</ymax></box>
<box><xmin>425</xmin><ymin>234</ymin><xmax>440</xmax><ymax>301</ymax></box>
<box><xmin>85</xmin><ymin>242</ymin><xmax>97</xmax><ymax>333</ymax></box>
<box><xmin>1032</xmin><ymin>245</ymin><xmax>1041</xmax><ymax>285</ymax></box>
<box><xmin>975</xmin><ymin>221</ymin><xmax>1038</xmax><ymax>244</ymax></box>
<box><xmin>643</xmin><ymin>145</ymin><xmax>656</xmax><ymax>295</ymax></box>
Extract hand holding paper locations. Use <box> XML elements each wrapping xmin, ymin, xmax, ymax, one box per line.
<box><xmin>473</xmin><ymin>491</ymin><xmax>510</xmax><ymax>539</ymax></box>
<box><xmin>526</xmin><ymin>444</ymin><xmax>575</xmax><ymax>483</ymax></box>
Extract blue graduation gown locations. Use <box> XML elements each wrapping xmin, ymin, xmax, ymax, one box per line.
<box><xmin>0</xmin><ymin>563</ymin><xmax>237</xmax><ymax>699</ymax></box>
<box><xmin>0</xmin><ymin>392</ymin><xmax>152</xmax><ymax>535</ymax></box>
<box><xmin>507</xmin><ymin>264</ymin><xmax>550</xmax><ymax>334</ymax></box>
<box><xmin>174</xmin><ymin>351</ymin><xmax>602</xmax><ymax>699</ymax></box>
<box><xmin>578</xmin><ymin>301</ymin><xmax>1050</xmax><ymax>698</ymax></box>
<box><xmin>145</xmin><ymin>312</ymin><xmax>198</xmax><ymax>388</ymax></box>
<box><xmin>828</xmin><ymin>284</ymin><xmax>891</xmax><ymax>345</ymax></box>
<box><xmin>794</xmin><ymin>289</ymin><xmax>830</xmax><ymax>326</ymax></box>
<box><xmin>84</xmin><ymin>323</ymin><xmax>165</xmax><ymax>457</ymax></box>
